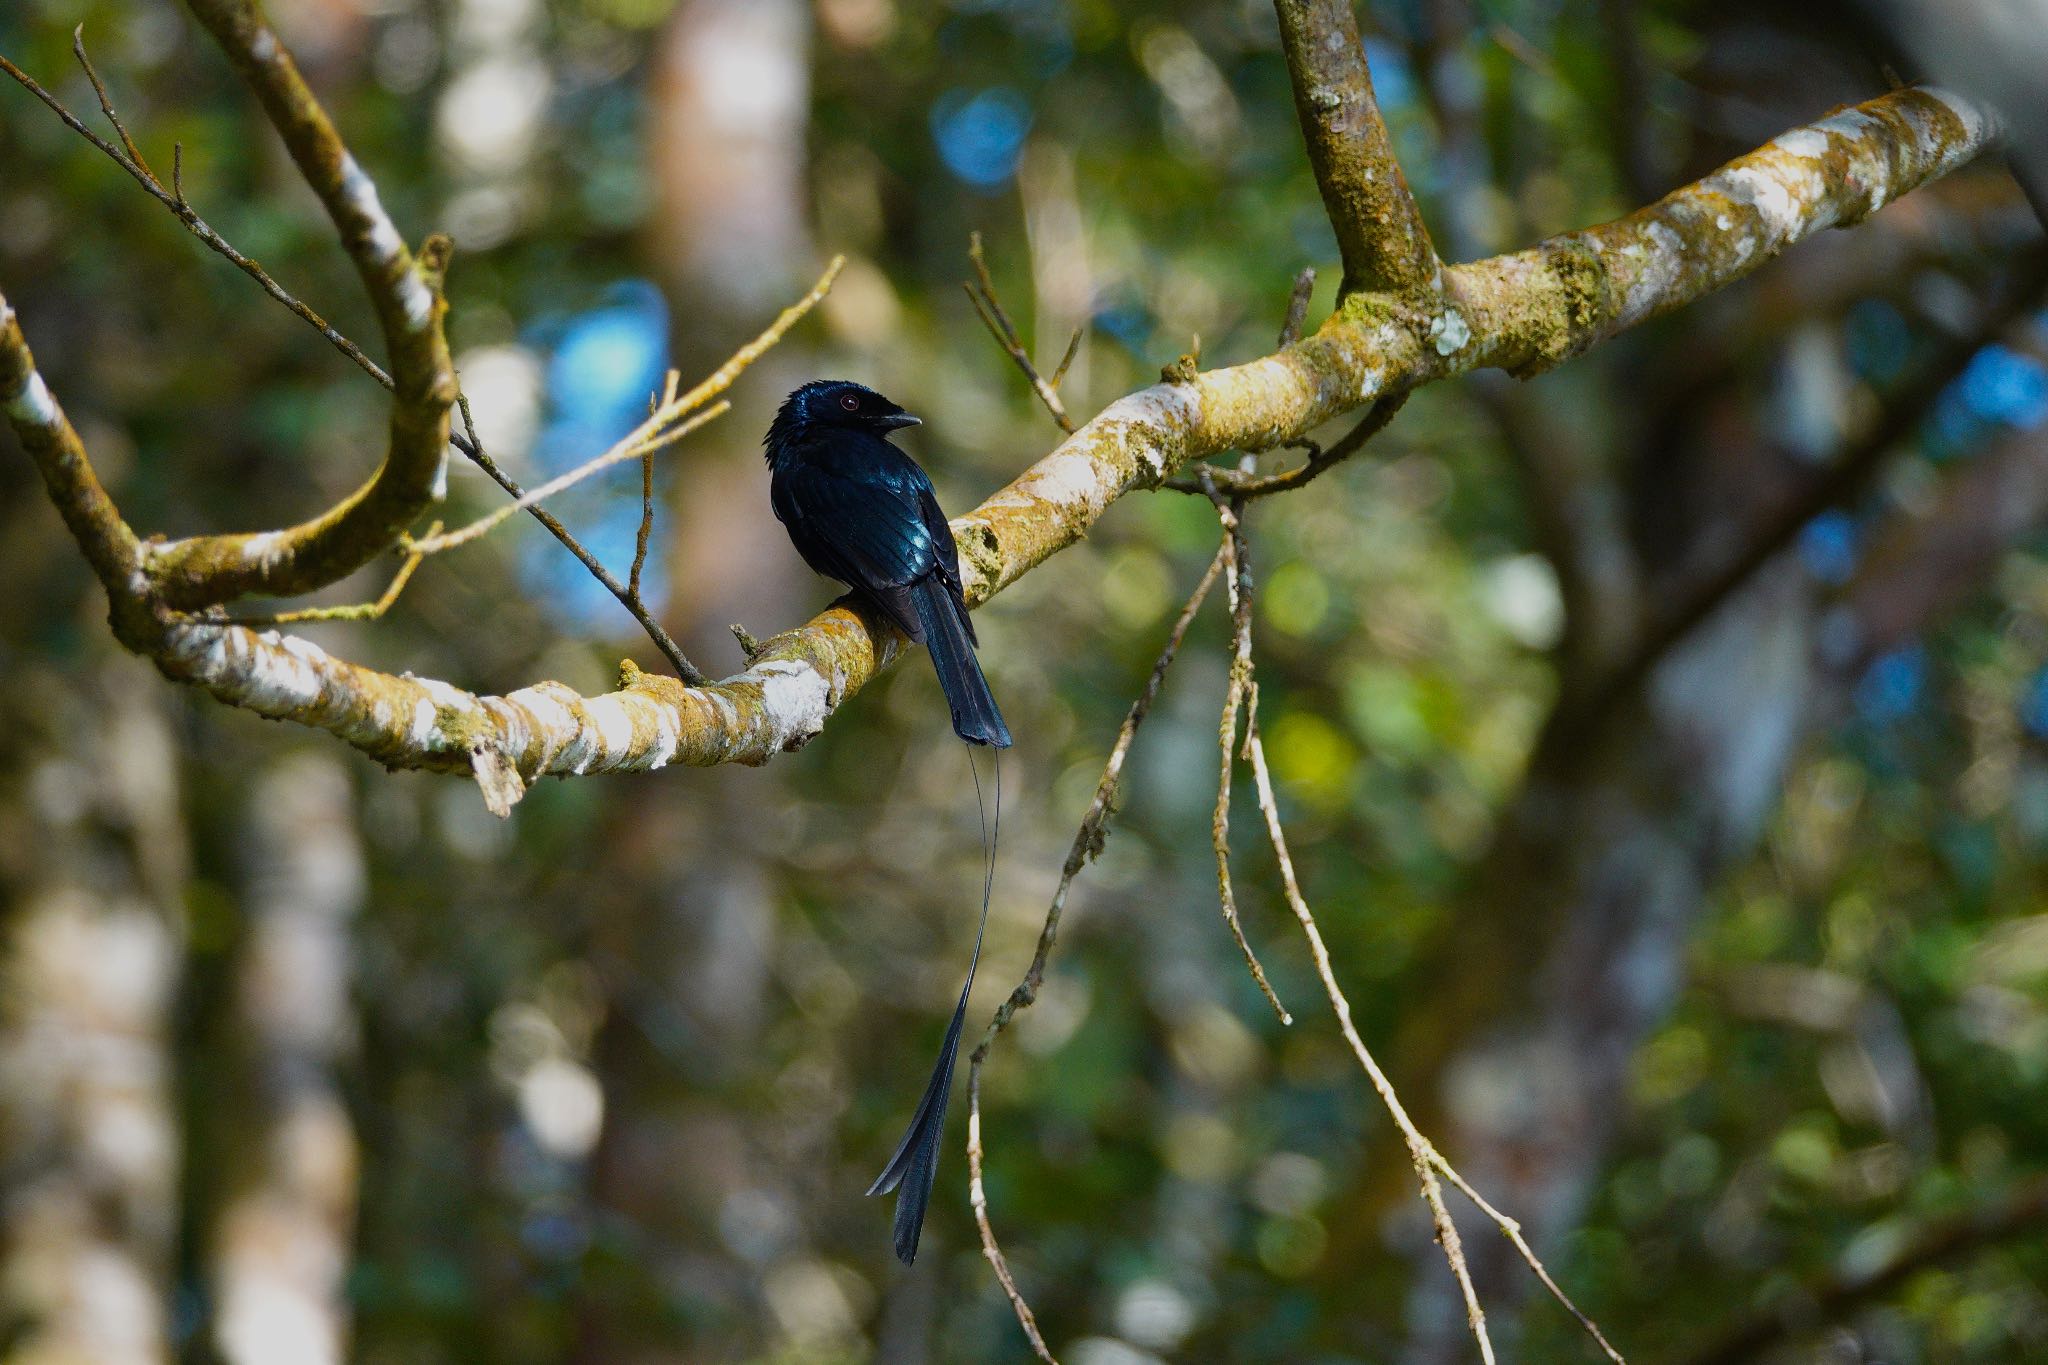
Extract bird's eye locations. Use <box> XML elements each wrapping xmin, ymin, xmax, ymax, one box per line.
<box><xmin>839</xmin><ymin>394</ymin><xmax>861</xmax><ymax>412</ymax></box>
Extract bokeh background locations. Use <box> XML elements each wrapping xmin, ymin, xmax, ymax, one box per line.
<box><xmin>3</xmin><ymin>0</ymin><xmax>2047</xmax><ymax>1362</ymax></box>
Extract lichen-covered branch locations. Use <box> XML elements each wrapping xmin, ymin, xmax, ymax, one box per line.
<box><xmin>1273</xmin><ymin>0</ymin><xmax>1438</xmax><ymax>295</ymax></box>
<box><xmin>1</xmin><ymin>84</ymin><xmax>1998</xmax><ymax>808</ymax></box>
<box><xmin>136</xmin><ymin>0</ymin><xmax>456</xmax><ymax>610</ymax></box>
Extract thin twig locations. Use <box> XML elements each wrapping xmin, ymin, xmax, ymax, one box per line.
<box><xmin>1166</xmin><ymin>393</ymin><xmax>1408</xmax><ymax>500</ymax></box>
<box><xmin>409</xmin><ymin>402</ymin><xmax>727</xmax><ymax>556</ymax></box>
<box><xmin>966</xmin><ymin>232</ymin><xmax>1080</xmax><ymax>434</ymax></box>
<box><xmin>72</xmin><ymin>26</ymin><xmax>150</xmax><ymax>175</ymax></box>
<box><xmin>1209</xmin><ymin>491</ymin><xmax>1292</xmax><ymax>1025</ymax></box>
<box><xmin>0</xmin><ymin>41</ymin><xmax>395</xmax><ymax>390</ymax></box>
<box><xmin>1430</xmin><ymin>1157</ymin><xmax>1627</xmax><ymax>1364</ymax></box>
<box><xmin>1048</xmin><ymin>325</ymin><xmax>1083</xmax><ymax>392</ymax></box>
<box><xmin>965</xmin><ymin>548</ymin><xmax>1226</xmax><ymax>1362</ymax></box>
<box><xmin>449</xmin><ymin>395</ymin><xmax>705</xmax><ymax>683</ymax></box>
<box><xmin>1240</xmin><ymin>710</ymin><xmax>1494</xmax><ymax>1365</ymax></box>
<box><xmin>226</xmin><ymin>523</ymin><xmax>438</xmax><ymax>626</ymax></box>
<box><xmin>2</xmin><ymin>38</ymin><xmax>841</xmax><ymax>679</ymax></box>
<box><xmin>1279</xmin><ymin>267</ymin><xmax>1316</xmax><ymax>348</ymax></box>
<box><xmin>630</xmin><ymin>448</ymin><xmax>656</xmax><ymax>602</ymax></box>
<box><xmin>967</xmin><ymin>1070</ymin><xmax>1058</xmax><ymax>1365</ymax></box>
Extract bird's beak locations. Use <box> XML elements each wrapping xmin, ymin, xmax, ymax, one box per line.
<box><xmin>877</xmin><ymin>412</ymin><xmax>923</xmax><ymax>430</ymax></box>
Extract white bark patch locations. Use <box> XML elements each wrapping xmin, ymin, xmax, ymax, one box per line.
<box><xmin>470</xmin><ymin>745</ymin><xmax>525</xmax><ymax>817</ymax></box>
<box><xmin>1922</xmin><ymin>86</ymin><xmax>1995</xmax><ymax>149</ymax></box>
<box><xmin>1093</xmin><ymin>384</ymin><xmax>1200</xmax><ymax>478</ymax></box>
<box><xmin>249</xmin><ymin>27</ymin><xmax>278</xmax><ymax>62</ymax></box>
<box><xmin>1771</xmin><ymin>128</ymin><xmax>1830</xmax><ymax>160</ymax></box>
<box><xmin>183</xmin><ymin>628</ymin><xmax>328</xmax><ymax>712</ymax></box>
<box><xmin>1014</xmin><ymin>447</ymin><xmax>1110</xmax><ymax>511</ymax></box>
<box><xmin>584</xmin><ymin>695</ymin><xmax>635</xmax><ymax>760</ymax></box>
<box><xmin>6</xmin><ymin>372</ymin><xmax>57</xmax><ymax>426</ymax></box>
<box><xmin>503</xmin><ymin>684</ymin><xmax>578</xmax><ymax>744</ymax></box>
<box><xmin>338</xmin><ymin>155</ymin><xmax>406</xmax><ymax>266</ymax></box>
<box><xmin>410</xmin><ymin>698</ymin><xmax>440</xmax><ymax>747</ymax></box>
<box><xmin>1428</xmin><ymin>309</ymin><xmax>1470</xmax><ymax>356</ymax></box>
<box><xmin>1814</xmin><ymin>108</ymin><xmax>1879</xmax><ymax>140</ymax></box>
<box><xmin>238</xmin><ymin>530</ymin><xmax>287</xmax><ymax>569</ymax></box>
<box><xmin>749</xmin><ymin>658</ymin><xmax>831</xmax><ymax>748</ymax></box>
<box><xmin>397</xmin><ymin>271</ymin><xmax>435</xmax><ymax>333</ymax></box>
<box><xmin>1617</xmin><ymin>221</ymin><xmax>1685</xmax><ymax>327</ymax></box>
<box><xmin>417</xmin><ymin>677</ymin><xmax>471</xmax><ymax>712</ymax></box>
<box><xmin>1712</xmin><ymin>164</ymin><xmax>1805</xmax><ymax>241</ymax></box>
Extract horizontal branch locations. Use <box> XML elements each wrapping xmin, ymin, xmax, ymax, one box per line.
<box><xmin>1</xmin><ymin>85</ymin><xmax>1998</xmax><ymax>807</ymax></box>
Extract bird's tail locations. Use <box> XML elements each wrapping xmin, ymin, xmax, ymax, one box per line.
<box><xmin>868</xmin><ymin>749</ymin><xmax>1000</xmax><ymax>1264</ymax></box>
<box><xmin>911</xmin><ymin>580</ymin><xmax>1012</xmax><ymax>748</ymax></box>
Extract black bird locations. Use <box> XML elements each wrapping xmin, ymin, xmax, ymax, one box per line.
<box><xmin>765</xmin><ymin>380</ymin><xmax>1010</xmax><ymax>750</ymax></box>
<box><xmin>765</xmin><ymin>379</ymin><xmax>1009</xmax><ymax>1265</ymax></box>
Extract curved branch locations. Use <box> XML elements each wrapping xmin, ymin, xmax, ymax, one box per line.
<box><xmin>1</xmin><ymin>85</ymin><xmax>1998</xmax><ymax>808</ymax></box>
<box><xmin>138</xmin><ymin>0</ymin><xmax>456</xmax><ymax>610</ymax></box>
<box><xmin>1274</xmin><ymin>0</ymin><xmax>1439</xmax><ymax>295</ymax></box>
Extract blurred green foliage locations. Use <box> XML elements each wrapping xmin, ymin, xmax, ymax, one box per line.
<box><xmin>3</xmin><ymin>0</ymin><xmax>2046</xmax><ymax>1361</ymax></box>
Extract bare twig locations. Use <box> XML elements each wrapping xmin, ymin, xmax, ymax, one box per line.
<box><xmin>0</xmin><ymin>42</ymin><xmax>395</xmax><ymax>393</ymax></box>
<box><xmin>966</xmin><ymin>232</ymin><xmax>1081</xmax><ymax>434</ymax></box>
<box><xmin>965</xmin><ymin>547</ymin><xmax>1226</xmax><ymax>1362</ymax></box>
<box><xmin>1210</xmin><ymin>492</ymin><xmax>1292</xmax><ymax>1025</ymax></box>
<box><xmin>1242</xmin><ymin>692</ymin><xmax>1626</xmax><ymax>1361</ymax></box>
<box><xmin>967</xmin><ymin>1071</ymin><xmax>1058</xmax><ymax>1365</ymax></box>
<box><xmin>1430</xmin><ymin>1158</ymin><xmax>1627</xmax><ymax>1364</ymax></box>
<box><xmin>1279</xmin><ymin>267</ymin><xmax>1316</xmax><ymax>348</ymax></box>
<box><xmin>1240</xmin><ymin>711</ymin><xmax>1493</xmax><ymax>1364</ymax></box>
<box><xmin>409</xmin><ymin>402</ymin><xmax>728</xmax><ymax>556</ymax></box>
<box><xmin>447</xmin><ymin>394</ymin><xmax>705</xmax><ymax>683</ymax></box>
<box><xmin>1166</xmin><ymin>392</ymin><xmax>1408</xmax><ymax>500</ymax></box>
<box><xmin>72</xmin><ymin>26</ymin><xmax>151</xmax><ymax>175</ymax></box>
<box><xmin>228</xmin><ymin>524</ymin><xmax>437</xmax><ymax>626</ymax></box>
<box><xmin>630</xmin><ymin>448</ymin><xmax>656</xmax><ymax>602</ymax></box>
<box><xmin>1048</xmin><ymin>326</ymin><xmax>1083</xmax><ymax>391</ymax></box>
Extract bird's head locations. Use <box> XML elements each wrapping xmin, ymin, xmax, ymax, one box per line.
<box><xmin>766</xmin><ymin>380</ymin><xmax>921</xmax><ymax>460</ymax></box>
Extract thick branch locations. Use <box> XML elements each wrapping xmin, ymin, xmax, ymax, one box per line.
<box><xmin>137</xmin><ymin>0</ymin><xmax>456</xmax><ymax>609</ymax></box>
<box><xmin>3</xmin><ymin>85</ymin><xmax>1998</xmax><ymax>804</ymax></box>
<box><xmin>1274</xmin><ymin>0</ymin><xmax>1439</xmax><ymax>294</ymax></box>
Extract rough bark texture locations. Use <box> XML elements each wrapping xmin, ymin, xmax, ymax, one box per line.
<box><xmin>1274</xmin><ymin>0</ymin><xmax>1440</xmax><ymax>294</ymax></box>
<box><xmin>1</xmin><ymin>75</ymin><xmax>1996</xmax><ymax>810</ymax></box>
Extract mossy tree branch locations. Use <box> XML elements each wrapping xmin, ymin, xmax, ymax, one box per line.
<box><xmin>0</xmin><ymin>77</ymin><xmax>1999</xmax><ymax>811</ymax></box>
<box><xmin>1274</xmin><ymin>0</ymin><xmax>1439</xmax><ymax>296</ymax></box>
<box><xmin>137</xmin><ymin>0</ymin><xmax>457</xmax><ymax>611</ymax></box>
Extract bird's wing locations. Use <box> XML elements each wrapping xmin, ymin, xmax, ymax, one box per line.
<box><xmin>915</xmin><ymin>482</ymin><xmax>976</xmax><ymax>646</ymax></box>
<box><xmin>772</xmin><ymin>461</ymin><xmax>935</xmax><ymax>638</ymax></box>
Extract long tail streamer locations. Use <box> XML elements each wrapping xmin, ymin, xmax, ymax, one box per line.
<box><xmin>867</xmin><ymin>746</ymin><xmax>1001</xmax><ymax>1264</ymax></box>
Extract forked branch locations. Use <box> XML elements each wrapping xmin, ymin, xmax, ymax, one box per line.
<box><xmin>1274</xmin><ymin>0</ymin><xmax>1439</xmax><ymax>295</ymax></box>
<box><xmin>1</xmin><ymin>33</ymin><xmax>2000</xmax><ymax>802</ymax></box>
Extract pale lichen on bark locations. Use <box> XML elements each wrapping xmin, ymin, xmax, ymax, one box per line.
<box><xmin>0</xmin><ymin>16</ymin><xmax>2002</xmax><ymax>813</ymax></box>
